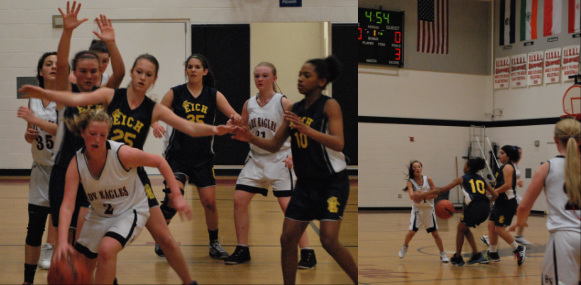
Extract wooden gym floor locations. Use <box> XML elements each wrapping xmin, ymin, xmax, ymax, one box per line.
<box><xmin>359</xmin><ymin>210</ymin><xmax>550</xmax><ymax>285</ymax></box>
<box><xmin>0</xmin><ymin>176</ymin><xmax>358</xmax><ymax>285</ymax></box>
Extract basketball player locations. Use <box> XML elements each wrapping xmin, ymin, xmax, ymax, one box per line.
<box><xmin>19</xmin><ymin>53</ymin><xmax>232</xmax><ymax>285</ymax></box>
<box><xmin>53</xmin><ymin>110</ymin><xmax>194</xmax><ymax>285</ymax></box>
<box><xmin>17</xmin><ymin>52</ymin><xmax>59</xmax><ymax>285</ymax></box>
<box><xmin>231</xmin><ymin>55</ymin><xmax>358</xmax><ymax>285</ymax></box>
<box><xmin>150</xmin><ymin>54</ymin><xmax>240</xmax><ymax>260</ymax></box>
<box><xmin>480</xmin><ymin>145</ymin><xmax>526</xmax><ymax>265</ymax></box>
<box><xmin>509</xmin><ymin>118</ymin><xmax>580</xmax><ymax>285</ymax></box>
<box><xmin>420</xmin><ymin>158</ymin><xmax>498</xmax><ymax>266</ymax></box>
<box><xmin>397</xmin><ymin>161</ymin><xmax>449</xmax><ymax>263</ymax></box>
<box><xmin>224</xmin><ymin>62</ymin><xmax>316</xmax><ymax>268</ymax></box>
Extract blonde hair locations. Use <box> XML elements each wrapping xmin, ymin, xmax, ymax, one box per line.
<box><xmin>65</xmin><ymin>109</ymin><xmax>112</xmax><ymax>136</ymax></box>
<box><xmin>255</xmin><ymin>62</ymin><xmax>281</xmax><ymax>93</ymax></box>
<box><xmin>554</xmin><ymin>118</ymin><xmax>581</xmax><ymax>207</ymax></box>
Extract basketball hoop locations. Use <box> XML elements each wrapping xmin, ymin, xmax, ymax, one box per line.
<box><xmin>562</xmin><ymin>75</ymin><xmax>581</xmax><ymax>121</ymax></box>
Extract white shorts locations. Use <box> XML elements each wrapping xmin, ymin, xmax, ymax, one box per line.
<box><xmin>76</xmin><ymin>209</ymin><xmax>149</xmax><ymax>258</ymax></box>
<box><xmin>409</xmin><ymin>206</ymin><xmax>438</xmax><ymax>233</ymax></box>
<box><xmin>235</xmin><ymin>150</ymin><xmax>295</xmax><ymax>197</ymax></box>
<box><xmin>29</xmin><ymin>162</ymin><xmax>52</xmax><ymax>207</ymax></box>
<box><xmin>542</xmin><ymin>230</ymin><xmax>581</xmax><ymax>285</ymax></box>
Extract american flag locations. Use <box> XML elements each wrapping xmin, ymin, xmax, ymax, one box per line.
<box><xmin>417</xmin><ymin>0</ymin><xmax>449</xmax><ymax>54</ymax></box>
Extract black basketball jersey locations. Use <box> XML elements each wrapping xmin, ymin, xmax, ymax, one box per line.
<box><xmin>461</xmin><ymin>173</ymin><xmax>490</xmax><ymax>202</ymax></box>
<box><xmin>164</xmin><ymin>84</ymin><xmax>217</xmax><ymax>165</ymax></box>
<box><xmin>107</xmin><ymin>88</ymin><xmax>156</xmax><ymax>150</ymax></box>
<box><xmin>290</xmin><ymin>95</ymin><xmax>346</xmax><ymax>180</ymax></box>
<box><xmin>495</xmin><ymin>162</ymin><xmax>517</xmax><ymax>201</ymax></box>
<box><xmin>54</xmin><ymin>84</ymin><xmax>102</xmax><ymax>168</ymax></box>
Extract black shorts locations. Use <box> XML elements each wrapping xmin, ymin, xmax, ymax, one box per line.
<box><xmin>167</xmin><ymin>158</ymin><xmax>216</xmax><ymax>188</ymax></box>
<box><xmin>489</xmin><ymin>198</ymin><xmax>517</xmax><ymax>227</ymax></box>
<box><xmin>137</xmin><ymin>167</ymin><xmax>159</xmax><ymax>208</ymax></box>
<box><xmin>461</xmin><ymin>199</ymin><xmax>490</xmax><ymax>227</ymax></box>
<box><xmin>285</xmin><ymin>170</ymin><xmax>349</xmax><ymax>221</ymax></box>
<box><xmin>49</xmin><ymin>165</ymin><xmax>90</xmax><ymax>228</ymax></box>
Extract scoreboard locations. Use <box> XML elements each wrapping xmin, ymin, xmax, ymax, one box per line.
<box><xmin>358</xmin><ymin>8</ymin><xmax>404</xmax><ymax>67</ymax></box>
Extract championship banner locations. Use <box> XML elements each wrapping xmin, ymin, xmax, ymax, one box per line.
<box><xmin>562</xmin><ymin>45</ymin><xmax>580</xmax><ymax>82</ymax></box>
<box><xmin>510</xmin><ymin>54</ymin><xmax>528</xmax><ymax>88</ymax></box>
<box><xmin>544</xmin><ymin>48</ymin><xmax>562</xmax><ymax>84</ymax></box>
<box><xmin>494</xmin><ymin>57</ymin><xmax>510</xmax><ymax>89</ymax></box>
<box><xmin>527</xmin><ymin>51</ymin><xmax>544</xmax><ymax>86</ymax></box>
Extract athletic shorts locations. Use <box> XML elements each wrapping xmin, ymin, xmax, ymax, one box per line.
<box><xmin>461</xmin><ymin>199</ymin><xmax>490</xmax><ymax>227</ymax></box>
<box><xmin>168</xmin><ymin>158</ymin><xmax>215</xmax><ymax>189</ymax></box>
<box><xmin>75</xmin><ymin>208</ymin><xmax>149</xmax><ymax>259</ymax></box>
<box><xmin>29</xmin><ymin>162</ymin><xmax>52</xmax><ymax>207</ymax></box>
<box><xmin>235</xmin><ymin>151</ymin><xmax>295</xmax><ymax>197</ymax></box>
<box><xmin>137</xmin><ymin>167</ymin><xmax>158</xmax><ymax>208</ymax></box>
<box><xmin>409</xmin><ymin>206</ymin><xmax>438</xmax><ymax>233</ymax></box>
<box><xmin>285</xmin><ymin>170</ymin><xmax>349</xmax><ymax>221</ymax></box>
<box><xmin>489</xmin><ymin>198</ymin><xmax>517</xmax><ymax>227</ymax></box>
<box><xmin>542</xmin><ymin>230</ymin><xmax>581</xmax><ymax>285</ymax></box>
<box><xmin>49</xmin><ymin>165</ymin><xmax>90</xmax><ymax>228</ymax></box>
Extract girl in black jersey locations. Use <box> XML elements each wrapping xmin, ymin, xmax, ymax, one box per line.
<box><xmin>150</xmin><ymin>54</ymin><xmax>241</xmax><ymax>259</ymax></box>
<box><xmin>481</xmin><ymin>145</ymin><xmax>526</xmax><ymax>265</ymax></box>
<box><xmin>20</xmin><ymin>53</ymin><xmax>231</xmax><ymax>285</ymax></box>
<box><xmin>231</xmin><ymin>55</ymin><xmax>357</xmax><ymax>285</ymax></box>
<box><xmin>420</xmin><ymin>158</ymin><xmax>498</xmax><ymax>266</ymax></box>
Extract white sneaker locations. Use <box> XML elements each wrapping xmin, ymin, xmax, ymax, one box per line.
<box><xmin>514</xmin><ymin>235</ymin><xmax>531</xmax><ymax>245</ymax></box>
<box><xmin>440</xmin><ymin>252</ymin><xmax>449</xmax><ymax>263</ymax></box>
<box><xmin>398</xmin><ymin>245</ymin><xmax>408</xmax><ymax>259</ymax></box>
<box><xmin>38</xmin><ymin>243</ymin><xmax>53</xmax><ymax>270</ymax></box>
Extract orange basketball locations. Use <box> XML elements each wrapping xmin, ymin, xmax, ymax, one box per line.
<box><xmin>47</xmin><ymin>252</ymin><xmax>90</xmax><ymax>285</ymax></box>
<box><xmin>435</xmin><ymin>199</ymin><xmax>455</xmax><ymax>219</ymax></box>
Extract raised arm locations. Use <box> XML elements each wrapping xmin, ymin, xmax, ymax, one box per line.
<box><xmin>18</xmin><ymin>85</ymin><xmax>114</xmax><ymax>109</ymax></box>
<box><xmin>118</xmin><ymin>145</ymin><xmax>192</xmax><ymax>220</ymax></box>
<box><xmin>55</xmin><ymin>1</ymin><xmax>88</xmax><ymax>93</ymax></box>
<box><xmin>94</xmin><ymin>14</ymin><xmax>125</xmax><ymax>89</ymax></box>
<box><xmin>153</xmin><ymin>103</ymin><xmax>231</xmax><ymax>138</ymax></box>
<box><xmin>284</xmin><ymin>99</ymin><xmax>344</xmax><ymax>152</ymax></box>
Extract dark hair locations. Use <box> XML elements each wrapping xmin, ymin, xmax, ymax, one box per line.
<box><xmin>500</xmin><ymin>145</ymin><xmax>519</xmax><ymax>163</ymax></box>
<box><xmin>36</xmin><ymin>52</ymin><xmax>57</xmax><ymax>88</ymax></box>
<box><xmin>132</xmin><ymin>53</ymin><xmax>159</xmax><ymax>76</ymax></box>
<box><xmin>72</xmin><ymin>50</ymin><xmax>100</xmax><ymax>71</ymax></box>
<box><xmin>466</xmin><ymin>157</ymin><xmax>486</xmax><ymax>174</ymax></box>
<box><xmin>89</xmin><ymin>40</ymin><xmax>109</xmax><ymax>54</ymax></box>
<box><xmin>185</xmin><ymin>54</ymin><xmax>215</xmax><ymax>87</ymax></box>
<box><xmin>402</xmin><ymin>160</ymin><xmax>422</xmax><ymax>191</ymax></box>
<box><xmin>306</xmin><ymin>55</ymin><xmax>342</xmax><ymax>90</ymax></box>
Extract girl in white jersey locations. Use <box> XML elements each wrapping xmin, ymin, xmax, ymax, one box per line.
<box><xmin>398</xmin><ymin>160</ymin><xmax>448</xmax><ymax>262</ymax></box>
<box><xmin>17</xmin><ymin>52</ymin><xmax>59</xmax><ymax>284</ymax></box>
<box><xmin>509</xmin><ymin>118</ymin><xmax>581</xmax><ymax>285</ymax></box>
<box><xmin>225</xmin><ymin>62</ymin><xmax>315</xmax><ymax>268</ymax></box>
<box><xmin>53</xmin><ymin>110</ymin><xmax>194</xmax><ymax>284</ymax></box>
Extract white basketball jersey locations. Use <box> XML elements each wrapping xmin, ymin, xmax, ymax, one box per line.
<box><xmin>410</xmin><ymin>176</ymin><xmax>434</xmax><ymax>209</ymax></box>
<box><xmin>247</xmin><ymin>93</ymin><xmax>290</xmax><ymax>155</ymax></box>
<box><xmin>29</xmin><ymin>98</ymin><xmax>57</xmax><ymax>166</ymax></box>
<box><xmin>544</xmin><ymin>156</ymin><xmax>581</xmax><ymax>233</ymax></box>
<box><xmin>76</xmin><ymin>141</ymin><xmax>148</xmax><ymax>218</ymax></box>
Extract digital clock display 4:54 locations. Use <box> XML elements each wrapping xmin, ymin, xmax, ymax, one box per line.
<box><xmin>358</xmin><ymin>8</ymin><xmax>404</xmax><ymax>67</ymax></box>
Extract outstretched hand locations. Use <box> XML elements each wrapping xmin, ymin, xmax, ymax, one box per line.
<box><xmin>215</xmin><ymin>125</ymin><xmax>234</xmax><ymax>136</ymax></box>
<box><xmin>230</xmin><ymin>126</ymin><xmax>250</xmax><ymax>142</ymax></box>
<box><xmin>58</xmin><ymin>1</ymin><xmax>88</xmax><ymax>31</ymax></box>
<box><xmin>93</xmin><ymin>14</ymin><xmax>115</xmax><ymax>43</ymax></box>
<box><xmin>227</xmin><ymin>114</ymin><xmax>244</xmax><ymax>127</ymax></box>
<box><xmin>170</xmin><ymin>195</ymin><xmax>193</xmax><ymax>221</ymax></box>
<box><xmin>18</xmin><ymin>85</ymin><xmax>46</xmax><ymax>100</ymax></box>
<box><xmin>284</xmin><ymin>111</ymin><xmax>309</xmax><ymax>135</ymax></box>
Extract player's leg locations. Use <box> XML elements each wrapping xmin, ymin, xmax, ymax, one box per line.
<box><xmin>94</xmin><ymin>236</ymin><xmax>123</xmax><ymax>284</ymax></box>
<box><xmin>198</xmin><ymin>185</ymin><xmax>228</xmax><ymax>259</ymax></box>
<box><xmin>23</xmin><ymin>204</ymin><xmax>50</xmax><ymax>284</ymax></box>
<box><xmin>233</xmin><ymin>190</ymin><xmax>255</xmax><ymax>245</ymax></box>
<box><xmin>319</xmin><ymin>220</ymin><xmax>358</xmax><ymax>284</ymax></box>
<box><xmin>146</xmin><ymin>207</ymin><xmax>193</xmax><ymax>284</ymax></box>
<box><xmin>280</xmin><ymin>218</ymin><xmax>309</xmax><ymax>285</ymax></box>
<box><xmin>277</xmin><ymin>196</ymin><xmax>316</xmax><ymax>269</ymax></box>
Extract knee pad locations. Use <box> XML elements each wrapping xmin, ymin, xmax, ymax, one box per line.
<box><xmin>160</xmin><ymin>187</ymin><xmax>184</xmax><ymax>220</ymax></box>
<box><xmin>26</xmin><ymin>208</ymin><xmax>49</xmax><ymax>247</ymax></box>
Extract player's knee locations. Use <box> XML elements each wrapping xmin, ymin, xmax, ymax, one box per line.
<box><xmin>25</xmin><ymin>213</ymin><xmax>47</xmax><ymax>247</ymax></box>
<box><xmin>320</xmin><ymin>235</ymin><xmax>339</xmax><ymax>252</ymax></box>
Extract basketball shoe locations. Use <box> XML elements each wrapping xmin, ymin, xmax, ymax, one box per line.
<box><xmin>38</xmin><ymin>243</ymin><xmax>53</xmax><ymax>270</ymax></box>
<box><xmin>209</xmin><ymin>240</ymin><xmax>229</xmax><ymax>259</ymax></box>
<box><xmin>224</xmin><ymin>245</ymin><xmax>251</xmax><ymax>265</ymax></box>
<box><xmin>298</xmin><ymin>249</ymin><xmax>317</xmax><ymax>269</ymax></box>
